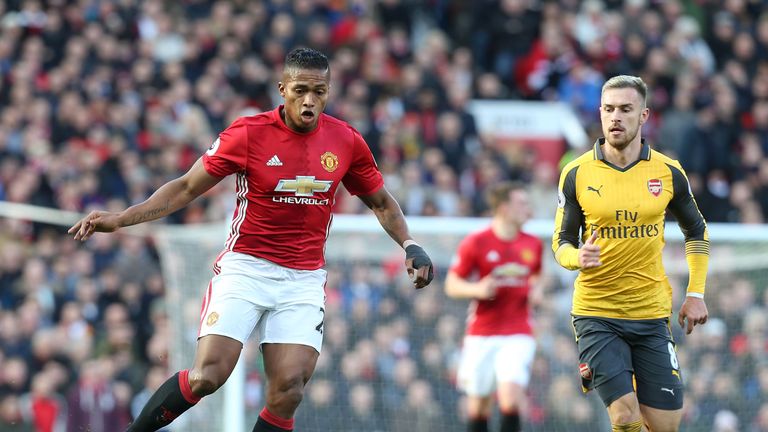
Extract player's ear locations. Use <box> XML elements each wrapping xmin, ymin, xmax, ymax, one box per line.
<box><xmin>278</xmin><ymin>81</ymin><xmax>286</xmax><ymax>97</ymax></box>
<box><xmin>640</xmin><ymin>107</ymin><xmax>650</xmax><ymax>124</ymax></box>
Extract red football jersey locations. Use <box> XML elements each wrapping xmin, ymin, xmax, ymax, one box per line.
<box><xmin>450</xmin><ymin>227</ymin><xmax>542</xmax><ymax>336</ymax></box>
<box><xmin>202</xmin><ymin>106</ymin><xmax>384</xmax><ymax>270</ymax></box>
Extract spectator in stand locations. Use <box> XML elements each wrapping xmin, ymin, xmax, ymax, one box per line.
<box><xmin>66</xmin><ymin>357</ymin><xmax>132</xmax><ymax>431</ymax></box>
<box><xmin>345</xmin><ymin>383</ymin><xmax>383</xmax><ymax>432</ymax></box>
<box><xmin>0</xmin><ymin>394</ymin><xmax>32</xmax><ymax>432</ymax></box>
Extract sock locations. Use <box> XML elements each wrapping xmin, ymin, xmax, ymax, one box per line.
<box><xmin>612</xmin><ymin>420</ymin><xmax>643</xmax><ymax>431</ymax></box>
<box><xmin>252</xmin><ymin>407</ymin><xmax>294</xmax><ymax>432</ymax></box>
<box><xmin>126</xmin><ymin>370</ymin><xmax>201</xmax><ymax>432</ymax></box>
<box><xmin>500</xmin><ymin>412</ymin><xmax>521</xmax><ymax>432</ymax></box>
<box><xmin>468</xmin><ymin>417</ymin><xmax>488</xmax><ymax>432</ymax></box>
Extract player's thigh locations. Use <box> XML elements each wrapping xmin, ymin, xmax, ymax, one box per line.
<box><xmin>465</xmin><ymin>395</ymin><xmax>494</xmax><ymax>419</ymax></box>
<box><xmin>639</xmin><ymin>404</ymin><xmax>682</xmax><ymax>432</ymax></box>
<box><xmin>253</xmin><ymin>290</ymin><xmax>325</xmax><ymax>393</ymax></box>
<box><xmin>256</xmin><ymin>258</ymin><xmax>327</xmax><ymax>352</ymax></box>
<box><xmin>192</xmin><ymin>334</ymin><xmax>244</xmax><ymax>379</ymax></box>
<box><xmin>198</xmin><ymin>274</ymin><xmax>267</xmax><ymax>345</ymax></box>
<box><xmin>262</xmin><ymin>343</ymin><xmax>319</xmax><ymax>385</ymax></box>
<box><xmin>630</xmin><ymin>320</ymin><xmax>684</xmax><ymax>411</ymax></box>
<box><xmin>495</xmin><ymin>334</ymin><xmax>536</xmax><ymax>387</ymax></box>
<box><xmin>496</xmin><ymin>381</ymin><xmax>526</xmax><ymax>413</ymax></box>
<box><xmin>456</xmin><ymin>336</ymin><xmax>498</xmax><ymax>397</ymax></box>
<box><xmin>193</xmin><ymin>269</ymin><xmax>267</xmax><ymax>383</ymax></box>
<box><xmin>572</xmin><ymin>316</ymin><xmax>635</xmax><ymax>406</ymax></box>
<box><xmin>606</xmin><ymin>390</ymin><xmax>643</xmax><ymax>425</ymax></box>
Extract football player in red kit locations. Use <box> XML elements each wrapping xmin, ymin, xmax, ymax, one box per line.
<box><xmin>69</xmin><ymin>47</ymin><xmax>434</xmax><ymax>432</ymax></box>
<box><xmin>446</xmin><ymin>182</ymin><xmax>543</xmax><ymax>432</ymax></box>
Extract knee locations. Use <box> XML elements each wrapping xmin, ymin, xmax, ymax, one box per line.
<box><xmin>268</xmin><ymin>374</ymin><xmax>306</xmax><ymax>409</ymax></box>
<box><xmin>611</xmin><ymin>411</ymin><xmax>641</xmax><ymax>427</ymax></box>
<box><xmin>608</xmin><ymin>401</ymin><xmax>641</xmax><ymax>426</ymax></box>
<box><xmin>498</xmin><ymin>398</ymin><xmax>521</xmax><ymax>414</ymax></box>
<box><xmin>188</xmin><ymin>368</ymin><xmax>226</xmax><ymax>397</ymax></box>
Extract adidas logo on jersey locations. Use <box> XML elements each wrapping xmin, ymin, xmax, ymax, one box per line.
<box><xmin>266</xmin><ymin>155</ymin><xmax>283</xmax><ymax>166</ymax></box>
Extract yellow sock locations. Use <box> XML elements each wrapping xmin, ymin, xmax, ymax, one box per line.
<box><xmin>612</xmin><ymin>420</ymin><xmax>643</xmax><ymax>432</ymax></box>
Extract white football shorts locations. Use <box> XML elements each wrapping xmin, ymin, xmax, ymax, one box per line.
<box><xmin>197</xmin><ymin>251</ymin><xmax>327</xmax><ymax>353</ymax></box>
<box><xmin>457</xmin><ymin>334</ymin><xmax>537</xmax><ymax>396</ymax></box>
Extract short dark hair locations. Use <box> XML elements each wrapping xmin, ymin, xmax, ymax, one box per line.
<box><xmin>486</xmin><ymin>181</ymin><xmax>526</xmax><ymax>212</ymax></box>
<box><xmin>284</xmin><ymin>47</ymin><xmax>330</xmax><ymax>75</ymax></box>
<box><xmin>602</xmin><ymin>75</ymin><xmax>648</xmax><ymax>107</ymax></box>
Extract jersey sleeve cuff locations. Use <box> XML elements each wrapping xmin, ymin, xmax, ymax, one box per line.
<box><xmin>347</xmin><ymin>180</ymin><xmax>384</xmax><ymax>197</ymax></box>
<box><xmin>554</xmin><ymin>244</ymin><xmax>580</xmax><ymax>270</ymax></box>
<box><xmin>685</xmin><ymin>292</ymin><xmax>704</xmax><ymax>299</ymax></box>
<box><xmin>201</xmin><ymin>156</ymin><xmax>228</xmax><ymax>178</ymax></box>
<box><xmin>684</xmin><ymin>249</ymin><xmax>708</xmax><ymax>298</ymax></box>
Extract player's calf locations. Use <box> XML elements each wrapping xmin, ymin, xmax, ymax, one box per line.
<box><xmin>126</xmin><ymin>370</ymin><xmax>201</xmax><ymax>432</ymax></box>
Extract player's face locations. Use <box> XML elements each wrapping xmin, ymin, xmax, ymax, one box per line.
<box><xmin>503</xmin><ymin>189</ymin><xmax>532</xmax><ymax>227</ymax></box>
<box><xmin>279</xmin><ymin>68</ymin><xmax>330</xmax><ymax>133</ymax></box>
<box><xmin>599</xmin><ymin>87</ymin><xmax>649</xmax><ymax>151</ymax></box>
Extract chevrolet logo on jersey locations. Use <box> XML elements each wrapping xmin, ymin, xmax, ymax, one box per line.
<box><xmin>491</xmin><ymin>263</ymin><xmax>529</xmax><ymax>287</ymax></box>
<box><xmin>275</xmin><ymin>176</ymin><xmax>333</xmax><ymax>196</ymax></box>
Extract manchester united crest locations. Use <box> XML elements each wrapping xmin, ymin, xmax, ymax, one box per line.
<box><xmin>206</xmin><ymin>311</ymin><xmax>219</xmax><ymax>326</ymax></box>
<box><xmin>320</xmin><ymin>151</ymin><xmax>339</xmax><ymax>172</ymax></box>
<box><xmin>648</xmin><ymin>179</ymin><xmax>662</xmax><ymax>197</ymax></box>
<box><xmin>520</xmin><ymin>249</ymin><xmax>534</xmax><ymax>264</ymax></box>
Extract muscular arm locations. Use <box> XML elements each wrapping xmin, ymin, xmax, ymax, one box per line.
<box><xmin>70</xmin><ymin>158</ymin><xmax>223</xmax><ymax>240</ymax></box>
<box><xmin>445</xmin><ymin>271</ymin><xmax>496</xmax><ymax>300</ymax></box>
<box><xmin>667</xmin><ymin>162</ymin><xmax>709</xmax><ymax>333</ymax></box>
<box><xmin>357</xmin><ymin>186</ymin><xmax>413</xmax><ymax>246</ymax></box>
<box><xmin>667</xmin><ymin>163</ymin><xmax>709</xmax><ymax>297</ymax></box>
<box><xmin>552</xmin><ymin>166</ymin><xmax>586</xmax><ymax>270</ymax></box>
<box><xmin>358</xmin><ymin>186</ymin><xmax>433</xmax><ymax>289</ymax></box>
<box><xmin>120</xmin><ymin>158</ymin><xmax>222</xmax><ymax>226</ymax></box>
<box><xmin>527</xmin><ymin>274</ymin><xmax>544</xmax><ymax>307</ymax></box>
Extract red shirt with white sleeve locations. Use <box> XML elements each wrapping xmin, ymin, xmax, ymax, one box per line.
<box><xmin>202</xmin><ymin>106</ymin><xmax>383</xmax><ymax>270</ymax></box>
<box><xmin>450</xmin><ymin>227</ymin><xmax>542</xmax><ymax>336</ymax></box>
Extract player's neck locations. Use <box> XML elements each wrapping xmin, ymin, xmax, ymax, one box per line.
<box><xmin>491</xmin><ymin>219</ymin><xmax>519</xmax><ymax>240</ymax></box>
<box><xmin>602</xmin><ymin>138</ymin><xmax>642</xmax><ymax>168</ymax></box>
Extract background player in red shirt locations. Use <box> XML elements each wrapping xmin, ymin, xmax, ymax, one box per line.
<box><xmin>68</xmin><ymin>47</ymin><xmax>434</xmax><ymax>432</ymax></box>
<box><xmin>445</xmin><ymin>181</ymin><xmax>543</xmax><ymax>432</ymax></box>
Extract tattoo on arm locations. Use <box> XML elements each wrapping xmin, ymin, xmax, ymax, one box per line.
<box><xmin>129</xmin><ymin>199</ymin><xmax>170</xmax><ymax>225</ymax></box>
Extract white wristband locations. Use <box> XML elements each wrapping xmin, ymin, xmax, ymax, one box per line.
<box><xmin>686</xmin><ymin>292</ymin><xmax>704</xmax><ymax>299</ymax></box>
<box><xmin>402</xmin><ymin>239</ymin><xmax>419</xmax><ymax>250</ymax></box>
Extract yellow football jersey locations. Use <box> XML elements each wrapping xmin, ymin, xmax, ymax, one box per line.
<box><xmin>553</xmin><ymin>139</ymin><xmax>709</xmax><ymax>319</ymax></box>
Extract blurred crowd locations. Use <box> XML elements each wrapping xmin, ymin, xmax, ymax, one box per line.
<box><xmin>1</xmin><ymin>0</ymin><xmax>768</xmax><ymax>431</ymax></box>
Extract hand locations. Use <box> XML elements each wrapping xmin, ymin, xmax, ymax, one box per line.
<box><xmin>678</xmin><ymin>296</ymin><xmax>708</xmax><ymax>335</ymax></box>
<box><xmin>68</xmin><ymin>211</ymin><xmax>122</xmax><ymax>241</ymax></box>
<box><xmin>528</xmin><ymin>277</ymin><xmax>544</xmax><ymax>307</ymax></box>
<box><xmin>405</xmin><ymin>244</ymin><xmax>434</xmax><ymax>289</ymax></box>
<box><xmin>579</xmin><ymin>230</ymin><xmax>602</xmax><ymax>269</ymax></box>
<box><xmin>475</xmin><ymin>275</ymin><xmax>498</xmax><ymax>300</ymax></box>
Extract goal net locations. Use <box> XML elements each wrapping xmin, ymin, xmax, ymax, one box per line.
<box><xmin>151</xmin><ymin>214</ymin><xmax>768</xmax><ymax>432</ymax></box>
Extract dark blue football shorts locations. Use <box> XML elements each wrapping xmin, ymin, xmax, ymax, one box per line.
<box><xmin>572</xmin><ymin>315</ymin><xmax>684</xmax><ymax>410</ymax></box>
